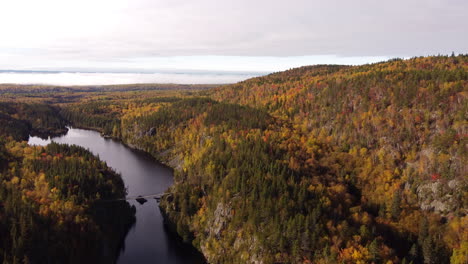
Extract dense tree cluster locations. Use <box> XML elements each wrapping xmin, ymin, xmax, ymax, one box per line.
<box><xmin>0</xmin><ymin>104</ymin><xmax>135</xmax><ymax>263</ymax></box>
<box><xmin>0</xmin><ymin>102</ymin><xmax>67</xmax><ymax>140</ymax></box>
<box><xmin>60</xmin><ymin>101</ymin><xmax>122</xmax><ymax>136</ymax></box>
<box><xmin>24</xmin><ymin>55</ymin><xmax>468</xmax><ymax>263</ymax></box>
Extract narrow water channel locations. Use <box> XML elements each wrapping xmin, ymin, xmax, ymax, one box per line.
<box><xmin>29</xmin><ymin>127</ymin><xmax>205</xmax><ymax>264</ymax></box>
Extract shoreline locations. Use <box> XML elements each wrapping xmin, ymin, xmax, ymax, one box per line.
<box><xmin>47</xmin><ymin>124</ymin><xmax>207</xmax><ymax>263</ymax></box>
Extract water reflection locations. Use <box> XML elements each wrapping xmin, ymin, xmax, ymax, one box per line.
<box><xmin>29</xmin><ymin>127</ymin><xmax>205</xmax><ymax>264</ymax></box>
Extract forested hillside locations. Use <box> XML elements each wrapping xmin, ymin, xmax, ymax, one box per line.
<box><xmin>0</xmin><ymin>103</ymin><xmax>135</xmax><ymax>263</ymax></box>
<box><xmin>0</xmin><ymin>103</ymin><xmax>67</xmax><ymax>140</ymax></box>
<box><xmin>58</xmin><ymin>55</ymin><xmax>467</xmax><ymax>263</ymax></box>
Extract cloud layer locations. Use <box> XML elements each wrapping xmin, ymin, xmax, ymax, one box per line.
<box><xmin>0</xmin><ymin>0</ymin><xmax>466</xmax><ymax>72</ymax></box>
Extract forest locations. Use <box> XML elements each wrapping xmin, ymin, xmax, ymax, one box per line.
<box><xmin>0</xmin><ymin>55</ymin><xmax>466</xmax><ymax>263</ymax></box>
<box><xmin>0</xmin><ymin>103</ymin><xmax>135</xmax><ymax>263</ymax></box>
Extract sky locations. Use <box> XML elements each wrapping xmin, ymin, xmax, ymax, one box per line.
<box><xmin>0</xmin><ymin>0</ymin><xmax>467</xmax><ymax>84</ymax></box>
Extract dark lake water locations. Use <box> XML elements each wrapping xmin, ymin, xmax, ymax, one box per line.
<box><xmin>29</xmin><ymin>127</ymin><xmax>205</xmax><ymax>264</ymax></box>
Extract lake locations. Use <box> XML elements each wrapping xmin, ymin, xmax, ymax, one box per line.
<box><xmin>29</xmin><ymin>127</ymin><xmax>206</xmax><ymax>264</ymax></box>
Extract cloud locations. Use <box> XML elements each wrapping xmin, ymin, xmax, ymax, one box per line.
<box><xmin>0</xmin><ymin>0</ymin><xmax>466</xmax><ymax>71</ymax></box>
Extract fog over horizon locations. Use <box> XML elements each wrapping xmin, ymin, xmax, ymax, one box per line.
<box><xmin>0</xmin><ymin>55</ymin><xmax>392</xmax><ymax>85</ymax></box>
<box><xmin>0</xmin><ymin>0</ymin><xmax>466</xmax><ymax>85</ymax></box>
<box><xmin>0</xmin><ymin>71</ymin><xmax>262</xmax><ymax>85</ymax></box>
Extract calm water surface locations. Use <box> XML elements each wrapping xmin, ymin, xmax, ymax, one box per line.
<box><xmin>29</xmin><ymin>127</ymin><xmax>205</xmax><ymax>264</ymax></box>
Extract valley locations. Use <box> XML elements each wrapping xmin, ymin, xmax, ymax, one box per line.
<box><xmin>0</xmin><ymin>55</ymin><xmax>466</xmax><ymax>263</ymax></box>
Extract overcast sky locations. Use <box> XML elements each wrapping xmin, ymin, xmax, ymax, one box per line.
<box><xmin>0</xmin><ymin>0</ymin><xmax>467</xmax><ymax>73</ymax></box>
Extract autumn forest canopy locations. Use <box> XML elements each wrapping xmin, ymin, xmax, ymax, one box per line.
<box><xmin>0</xmin><ymin>55</ymin><xmax>467</xmax><ymax>263</ymax></box>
